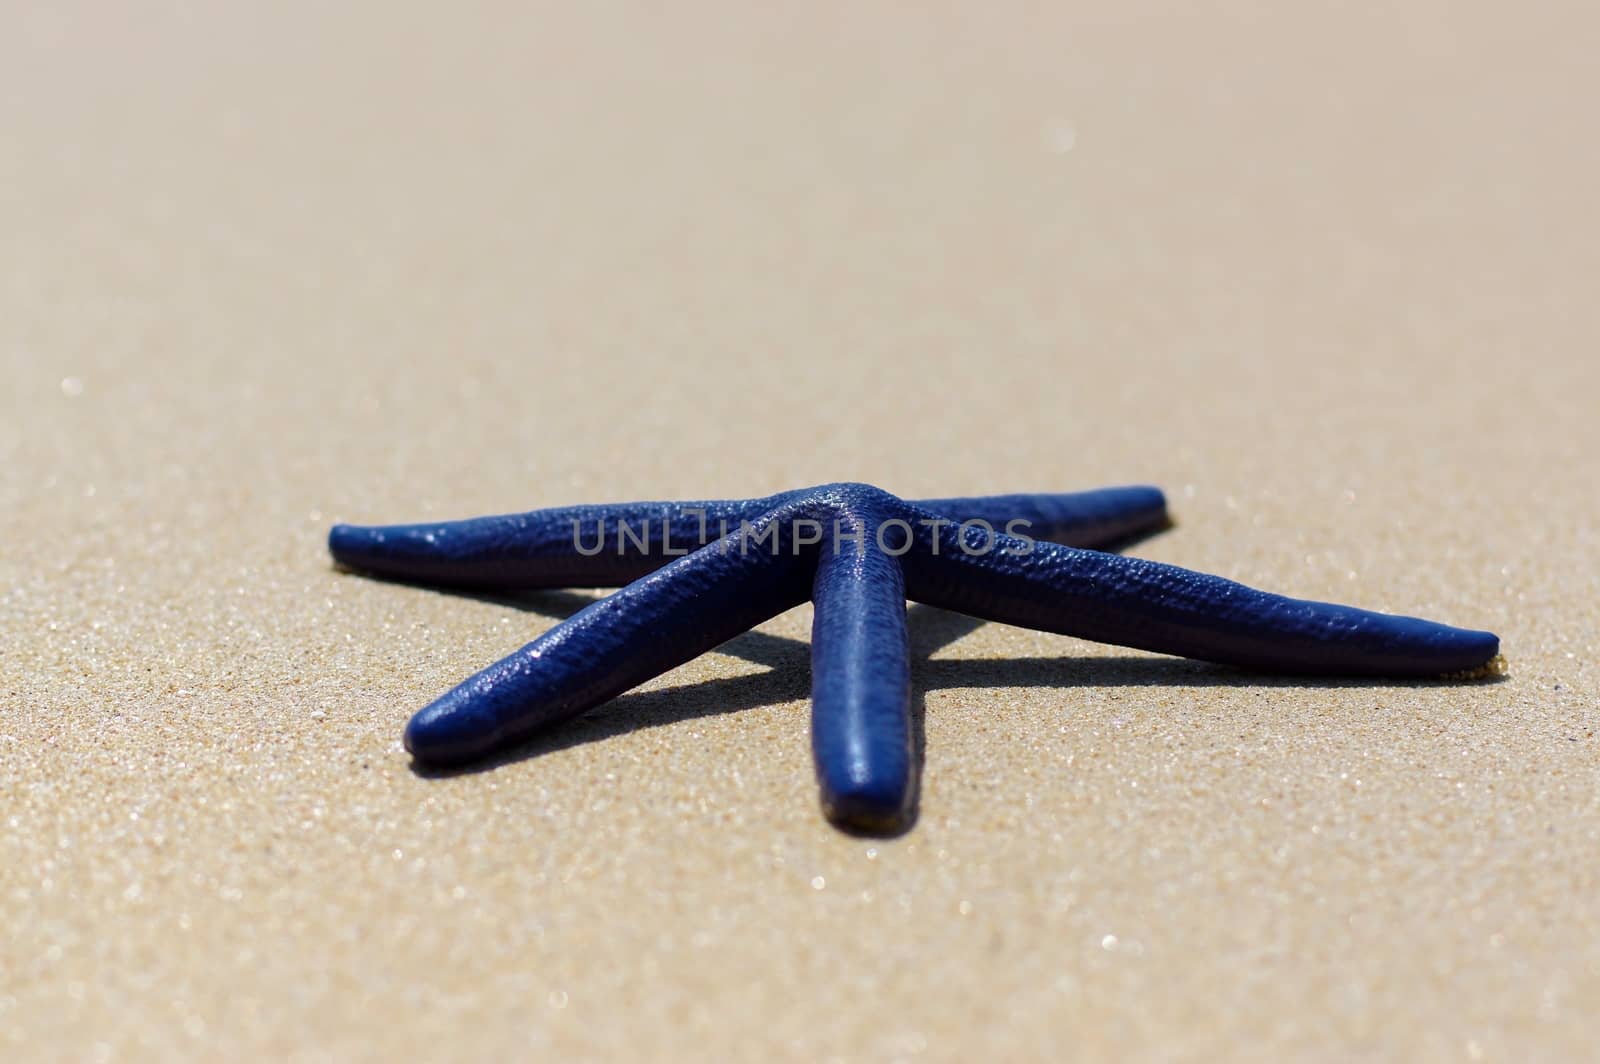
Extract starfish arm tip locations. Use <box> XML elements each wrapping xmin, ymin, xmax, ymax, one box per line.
<box><xmin>820</xmin><ymin>774</ymin><xmax>914</xmax><ymax>833</ymax></box>
<box><xmin>327</xmin><ymin>522</ymin><xmax>374</xmax><ymax>570</ymax></box>
<box><xmin>403</xmin><ymin>687</ymin><xmax>503</xmax><ymax>766</ymax></box>
<box><xmin>1432</xmin><ymin>626</ymin><xmax>1501</xmax><ymax>677</ymax></box>
<box><xmin>1359</xmin><ymin>613</ymin><xmax>1499</xmax><ymax>676</ymax></box>
<box><xmin>328</xmin><ymin>520</ymin><xmax>456</xmax><ymax>583</ymax></box>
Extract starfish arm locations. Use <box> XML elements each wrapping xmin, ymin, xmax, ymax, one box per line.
<box><xmin>404</xmin><ymin>532</ymin><xmax>814</xmax><ymax>764</ymax></box>
<box><xmin>908</xmin><ymin>485</ymin><xmax>1169</xmax><ymax>548</ymax></box>
<box><xmin>328</xmin><ymin>493</ymin><xmax>794</xmax><ymax>589</ymax></box>
<box><xmin>810</xmin><ymin>529</ymin><xmax>914</xmax><ymax>832</ymax></box>
<box><xmin>901</xmin><ymin>529</ymin><xmax>1501</xmax><ymax>677</ymax></box>
<box><xmin>329</xmin><ymin>485</ymin><xmax>1168</xmax><ymax>591</ymax></box>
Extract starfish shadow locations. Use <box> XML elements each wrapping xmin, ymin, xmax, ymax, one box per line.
<box><xmin>408</xmin><ymin>596</ymin><xmax>1500</xmax><ymax>837</ymax></box>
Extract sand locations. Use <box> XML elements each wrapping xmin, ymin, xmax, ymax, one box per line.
<box><xmin>4</xmin><ymin>3</ymin><xmax>1597</xmax><ymax>1060</ymax></box>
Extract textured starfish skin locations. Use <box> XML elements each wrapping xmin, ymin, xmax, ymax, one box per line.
<box><xmin>328</xmin><ymin>483</ymin><xmax>1500</xmax><ymax>832</ymax></box>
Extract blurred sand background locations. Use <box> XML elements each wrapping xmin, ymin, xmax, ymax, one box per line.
<box><xmin>4</xmin><ymin>2</ymin><xmax>1598</xmax><ymax>1060</ymax></box>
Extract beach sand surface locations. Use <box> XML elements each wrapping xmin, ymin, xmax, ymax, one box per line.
<box><xmin>3</xmin><ymin>3</ymin><xmax>1597</xmax><ymax>1060</ymax></box>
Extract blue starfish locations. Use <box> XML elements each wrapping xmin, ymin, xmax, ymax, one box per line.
<box><xmin>328</xmin><ymin>483</ymin><xmax>1501</xmax><ymax>832</ymax></box>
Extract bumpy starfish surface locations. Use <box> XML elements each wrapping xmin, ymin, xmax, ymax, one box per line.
<box><xmin>328</xmin><ymin>483</ymin><xmax>1501</xmax><ymax>832</ymax></box>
